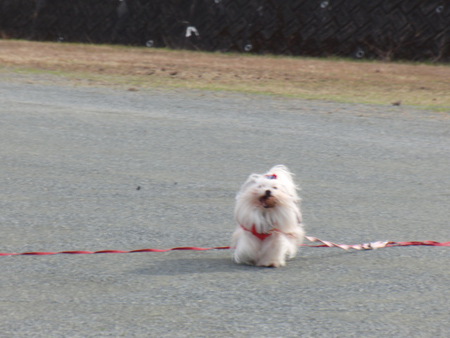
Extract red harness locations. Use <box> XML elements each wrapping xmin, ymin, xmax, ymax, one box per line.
<box><xmin>241</xmin><ymin>224</ymin><xmax>278</xmax><ymax>241</ymax></box>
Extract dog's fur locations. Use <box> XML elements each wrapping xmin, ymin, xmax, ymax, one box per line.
<box><xmin>232</xmin><ymin>165</ymin><xmax>305</xmax><ymax>267</ymax></box>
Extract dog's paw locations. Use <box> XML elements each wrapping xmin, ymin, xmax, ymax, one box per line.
<box><xmin>257</xmin><ymin>260</ymin><xmax>286</xmax><ymax>268</ymax></box>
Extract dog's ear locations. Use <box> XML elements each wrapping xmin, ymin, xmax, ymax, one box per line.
<box><xmin>268</xmin><ymin>165</ymin><xmax>301</xmax><ymax>200</ymax></box>
<box><xmin>270</xmin><ymin>164</ymin><xmax>289</xmax><ymax>172</ymax></box>
<box><xmin>236</xmin><ymin>174</ymin><xmax>260</xmax><ymax>197</ymax></box>
<box><xmin>244</xmin><ymin>174</ymin><xmax>261</xmax><ymax>187</ymax></box>
<box><xmin>269</xmin><ymin>165</ymin><xmax>291</xmax><ymax>179</ymax></box>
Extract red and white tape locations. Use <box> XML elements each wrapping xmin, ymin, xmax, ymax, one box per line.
<box><xmin>305</xmin><ymin>236</ymin><xmax>390</xmax><ymax>250</ymax></box>
<box><xmin>0</xmin><ymin>237</ymin><xmax>448</xmax><ymax>257</ymax></box>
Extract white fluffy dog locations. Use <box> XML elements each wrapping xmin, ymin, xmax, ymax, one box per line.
<box><xmin>232</xmin><ymin>165</ymin><xmax>305</xmax><ymax>267</ymax></box>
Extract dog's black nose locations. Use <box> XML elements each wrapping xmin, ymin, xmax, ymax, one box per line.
<box><xmin>265</xmin><ymin>190</ymin><xmax>271</xmax><ymax>197</ymax></box>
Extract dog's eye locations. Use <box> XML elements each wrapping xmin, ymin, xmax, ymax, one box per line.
<box><xmin>273</xmin><ymin>186</ymin><xmax>278</xmax><ymax>189</ymax></box>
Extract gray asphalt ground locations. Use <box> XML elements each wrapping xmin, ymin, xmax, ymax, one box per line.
<box><xmin>1</xmin><ymin>73</ymin><xmax>449</xmax><ymax>337</ymax></box>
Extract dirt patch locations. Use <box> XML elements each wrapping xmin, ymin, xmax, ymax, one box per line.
<box><xmin>1</xmin><ymin>40</ymin><xmax>449</xmax><ymax>111</ymax></box>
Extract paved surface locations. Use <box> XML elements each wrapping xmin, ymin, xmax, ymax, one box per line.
<box><xmin>1</xmin><ymin>76</ymin><xmax>449</xmax><ymax>337</ymax></box>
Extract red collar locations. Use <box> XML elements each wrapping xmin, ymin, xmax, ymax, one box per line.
<box><xmin>241</xmin><ymin>224</ymin><xmax>276</xmax><ymax>241</ymax></box>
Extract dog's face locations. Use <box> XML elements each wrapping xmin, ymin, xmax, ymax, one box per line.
<box><xmin>237</xmin><ymin>173</ymin><xmax>294</xmax><ymax>210</ymax></box>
